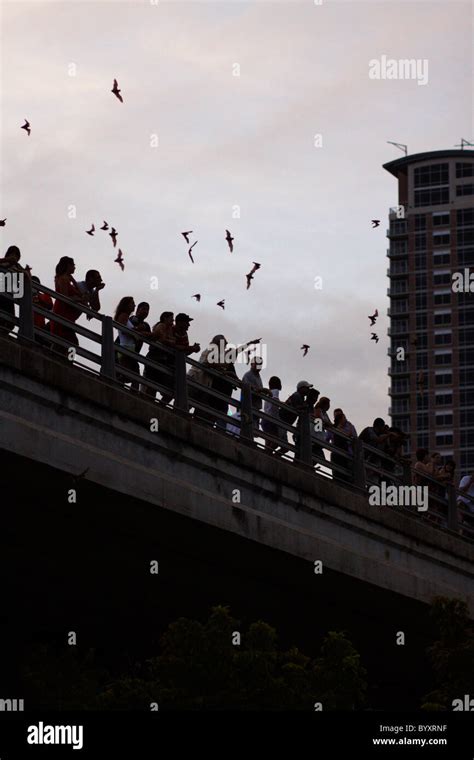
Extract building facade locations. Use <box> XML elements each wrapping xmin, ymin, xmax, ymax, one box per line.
<box><xmin>384</xmin><ymin>149</ymin><xmax>474</xmax><ymax>474</ymax></box>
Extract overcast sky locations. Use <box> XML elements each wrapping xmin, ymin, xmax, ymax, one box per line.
<box><xmin>1</xmin><ymin>0</ymin><xmax>472</xmax><ymax>431</ymax></box>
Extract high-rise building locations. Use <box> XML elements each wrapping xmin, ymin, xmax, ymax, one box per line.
<box><xmin>383</xmin><ymin>149</ymin><xmax>474</xmax><ymax>473</ymax></box>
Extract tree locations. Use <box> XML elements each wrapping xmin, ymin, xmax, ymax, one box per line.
<box><xmin>421</xmin><ymin>596</ymin><xmax>474</xmax><ymax>710</ymax></box>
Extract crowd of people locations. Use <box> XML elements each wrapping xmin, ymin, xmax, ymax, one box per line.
<box><xmin>0</xmin><ymin>247</ymin><xmax>473</xmax><ymax>532</ymax></box>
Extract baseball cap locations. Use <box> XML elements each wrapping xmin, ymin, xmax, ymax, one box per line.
<box><xmin>297</xmin><ymin>380</ymin><xmax>313</xmax><ymax>390</ymax></box>
<box><xmin>175</xmin><ymin>313</ymin><xmax>193</xmax><ymax>322</ymax></box>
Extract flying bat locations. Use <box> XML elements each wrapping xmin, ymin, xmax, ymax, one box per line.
<box><xmin>371</xmin><ymin>219</ymin><xmax>380</xmax><ymax>228</ymax></box>
<box><xmin>188</xmin><ymin>240</ymin><xmax>198</xmax><ymax>263</ymax></box>
<box><xmin>368</xmin><ymin>309</ymin><xmax>378</xmax><ymax>326</ymax></box>
<box><xmin>86</xmin><ymin>224</ymin><xmax>95</xmax><ymax>236</ymax></box>
<box><xmin>371</xmin><ymin>333</ymin><xmax>379</xmax><ymax>343</ymax></box>
<box><xmin>182</xmin><ymin>231</ymin><xmax>193</xmax><ymax>244</ymax></box>
<box><xmin>191</xmin><ymin>293</ymin><xmax>201</xmax><ymax>302</ymax></box>
<box><xmin>100</xmin><ymin>221</ymin><xmax>109</xmax><ymax>231</ymax></box>
<box><xmin>109</xmin><ymin>227</ymin><xmax>118</xmax><ymax>247</ymax></box>
<box><xmin>112</xmin><ymin>79</ymin><xmax>123</xmax><ymax>102</ymax></box>
<box><xmin>0</xmin><ymin>219</ymin><xmax>6</xmax><ymax>227</ymax></box>
<box><xmin>225</xmin><ymin>229</ymin><xmax>234</xmax><ymax>252</ymax></box>
<box><xmin>301</xmin><ymin>344</ymin><xmax>310</xmax><ymax>356</ymax></box>
<box><xmin>114</xmin><ymin>249</ymin><xmax>124</xmax><ymax>271</ymax></box>
<box><xmin>21</xmin><ymin>119</ymin><xmax>31</xmax><ymax>136</ymax></box>
<box><xmin>246</xmin><ymin>262</ymin><xmax>261</xmax><ymax>289</ymax></box>
<box><xmin>217</xmin><ymin>299</ymin><xmax>225</xmax><ymax>310</ymax></box>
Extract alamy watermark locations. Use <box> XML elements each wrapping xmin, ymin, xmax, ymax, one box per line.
<box><xmin>206</xmin><ymin>341</ymin><xmax>267</xmax><ymax>369</ymax></box>
<box><xmin>369</xmin><ymin>55</ymin><xmax>429</xmax><ymax>86</ymax></box>
<box><xmin>368</xmin><ymin>484</ymin><xmax>428</xmax><ymax>511</ymax></box>
<box><xmin>0</xmin><ymin>697</ymin><xmax>24</xmax><ymax>711</ymax></box>
<box><xmin>0</xmin><ymin>271</ymin><xmax>24</xmax><ymax>298</ymax></box>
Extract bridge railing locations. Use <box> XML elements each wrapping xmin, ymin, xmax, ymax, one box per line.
<box><xmin>0</xmin><ymin>272</ymin><xmax>473</xmax><ymax>542</ymax></box>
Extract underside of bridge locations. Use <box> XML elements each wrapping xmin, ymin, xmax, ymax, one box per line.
<box><xmin>2</xmin><ymin>448</ymin><xmax>434</xmax><ymax>710</ymax></box>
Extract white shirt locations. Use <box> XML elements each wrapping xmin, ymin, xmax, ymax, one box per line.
<box><xmin>457</xmin><ymin>475</ymin><xmax>474</xmax><ymax>511</ymax></box>
<box><xmin>263</xmin><ymin>388</ymin><xmax>279</xmax><ymax>417</ymax></box>
<box><xmin>227</xmin><ymin>412</ymin><xmax>241</xmax><ymax>437</ymax></box>
<box><xmin>118</xmin><ymin>319</ymin><xmax>136</xmax><ymax>349</ymax></box>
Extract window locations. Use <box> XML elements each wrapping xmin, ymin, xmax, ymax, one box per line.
<box><xmin>416</xmin><ymin>293</ymin><xmax>427</xmax><ymax>309</ymax></box>
<box><xmin>433</xmin><ymin>251</ymin><xmax>450</xmax><ymax>266</ymax></box>
<box><xmin>436</xmin><ymin>432</ymin><xmax>454</xmax><ymax>446</ymax></box>
<box><xmin>416</xmin><ymin>353</ymin><xmax>428</xmax><ymax>369</ymax></box>
<box><xmin>458</xmin><ymin>249</ymin><xmax>474</xmax><ymax>266</ymax></box>
<box><xmin>457</xmin><ymin>208</ymin><xmax>474</xmax><ymax>226</ymax></box>
<box><xmin>435</xmin><ymin>371</ymin><xmax>453</xmax><ymax>385</ymax></box>
<box><xmin>434</xmin><ymin>331</ymin><xmax>452</xmax><ymax>345</ymax></box>
<box><xmin>433</xmin><ymin>232</ymin><xmax>450</xmax><ymax>246</ymax></box>
<box><xmin>432</xmin><ymin>212</ymin><xmax>450</xmax><ymax>226</ymax></box>
<box><xmin>414</xmin><ymin>163</ymin><xmax>449</xmax><ymax>187</ymax></box>
<box><xmin>415</xmin><ymin>252</ymin><xmax>427</xmax><ymax>270</ymax></box>
<box><xmin>461</xmin><ymin>430</ymin><xmax>474</xmax><ymax>447</ymax></box>
<box><xmin>434</xmin><ymin>310</ymin><xmax>451</xmax><ymax>326</ymax></box>
<box><xmin>434</xmin><ymin>351</ymin><xmax>452</xmax><ymax>365</ymax></box>
<box><xmin>391</xmin><ymin>319</ymin><xmax>408</xmax><ymax>334</ymax></box>
<box><xmin>414</xmin><ymin>187</ymin><xmax>450</xmax><ymax>207</ymax></box>
<box><xmin>417</xmin><ymin>395</ymin><xmax>428</xmax><ymax>410</ymax></box>
<box><xmin>416</xmin><ymin>272</ymin><xmax>427</xmax><ymax>289</ymax></box>
<box><xmin>459</xmin><ymin>308</ymin><xmax>474</xmax><ymax>325</ymax></box>
<box><xmin>391</xmin><ymin>240</ymin><xmax>408</xmax><ymax>255</ymax></box>
<box><xmin>414</xmin><ymin>334</ymin><xmax>428</xmax><ymax>349</ymax></box>
<box><xmin>436</xmin><ymin>412</ymin><xmax>453</xmax><ymax>427</ymax></box>
<box><xmin>390</xmin><ymin>280</ymin><xmax>408</xmax><ymax>294</ymax></box>
<box><xmin>461</xmin><ymin>410</ymin><xmax>474</xmax><ymax>426</ymax></box>
<box><xmin>457</xmin><ymin>229</ymin><xmax>474</xmax><ymax>246</ymax></box>
<box><xmin>460</xmin><ymin>348</ymin><xmax>474</xmax><ymax>366</ymax></box>
<box><xmin>433</xmin><ymin>271</ymin><xmax>451</xmax><ymax>286</ymax></box>
<box><xmin>415</xmin><ymin>234</ymin><xmax>427</xmax><ymax>250</ymax></box>
<box><xmin>456</xmin><ymin>163</ymin><xmax>474</xmax><ymax>179</ymax></box>
<box><xmin>390</xmin><ymin>220</ymin><xmax>407</xmax><ymax>235</ymax></box>
<box><xmin>460</xmin><ymin>328</ymin><xmax>474</xmax><ymax>345</ymax></box>
<box><xmin>434</xmin><ymin>291</ymin><xmax>451</xmax><ymax>305</ymax></box>
<box><xmin>435</xmin><ymin>391</ymin><xmax>453</xmax><ymax>406</ymax></box>
<box><xmin>414</xmin><ymin>214</ymin><xmax>426</xmax><ymax>231</ymax></box>
<box><xmin>392</xmin><ymin>379</ymin><xmax>409</xmax><ymax>393</ymax></box>
<box><xmin>392</xmin><ymin>400</ymin><xmax>410</xmax><ymax>413</ymax></box>
<box><xmin>417</xmin><ymin>434</ymin><xmax>429</xmax><ymax>448</ymax></box>
<box><xmin>416</xmin><ymin>313</ymin><xmax>428</xmax><ymax>329</ymax></box>
<box><xmin>456</xmin><ymin>184</ymin><xmax>474</xmax><ymax>197</ymax></box>
<box><xmin>417</xmin><ymin>413</ymin><xmax>429</xmax><ymax>429</ymax></box>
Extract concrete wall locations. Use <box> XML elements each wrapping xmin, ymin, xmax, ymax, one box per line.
<box><xmin>1</xmin><ymin>335</ymin><xmax>473</xmax><ymax>612</ymax></box>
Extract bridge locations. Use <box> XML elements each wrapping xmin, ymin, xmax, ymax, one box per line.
<box><xmin>1</xmin><ymin>276</ymin><xmax>473</xmax><ymax>707</ymax></box>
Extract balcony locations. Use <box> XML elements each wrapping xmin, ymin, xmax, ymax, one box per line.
<box><xmin>388</xmin><ymin>385</ymin><xmax>410</xmax><ymax>396</ymax></box>
<box><xmin>387</xmin><ymin>285</ymin><xmax>409</xmax><ymax>296</ymax></box>
<box><xmin>388</xmin><ymin>365</ymin><xmax>410</xmax><ymax>376</ymax></box>
<box><xmin>387</xmin><ymin>266</ymin><xmax>409</xmax><ymax>278</ymax></box>
<box><xmin>387</xmin><ymin>325</ymin><xmax>409</xmax><ymax>336</ymax></box>
<box><xmin>386</xmin><ymin>247</ymin><xmax>409</xmax><ymax>259</ymax></box>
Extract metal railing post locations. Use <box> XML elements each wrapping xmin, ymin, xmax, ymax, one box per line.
<box><xmin>352</xmin><ymin>437</ymin><xmax>366</xmax><ymax>489</ymax></box>
<box><xmin>101</xmin><ymin>316</ymin><xmax>116</xmax><ymax>380</ymax></box>
<box><xmin>447</xmin><ymin>484</ymin><xmax>458</xmax><ymax>532</ymax></box>
<box><xmin>402</xmin><ymin>459</ymin><xmax>412</xmax><ymax>486</ymax></box>
<box><xmin>240</xmin><ymin>382</ymin><xmax>254</xmax><ymax>441</ymax></box>
<box><xmin>296</xmin><ymin>409</ymin><xmax>312</xmax><ymax>465</ymax></box>
<box><xmin>18</xmin><ymin>272</ymin><xmax>34</xmax><ymax>340</ymax></box>
<box><xmin>174</xmin><ymin>350</ymin><xmax>188</xmax><ymax>411</ymax></box>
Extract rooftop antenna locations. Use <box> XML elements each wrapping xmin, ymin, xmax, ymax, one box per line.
<box><xmin>387</xmin><ymin>141</ymin><xmax>408</xmax><ymax>156</ymax></box>
<box><xmin>454</xmin><ymin>138</ymin><xmax>474</xmax><ymax>150</ymax></box>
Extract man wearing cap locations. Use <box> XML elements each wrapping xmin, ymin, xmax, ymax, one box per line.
<box><xmin>278</xmin><ymin>380</ymin><xmax>316</xmax><ymax>453</ymax></box>
<box><xmin>159</xmin><ymin>312</ymin><xmax>200</xmax><ymax>405</ymax></box>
